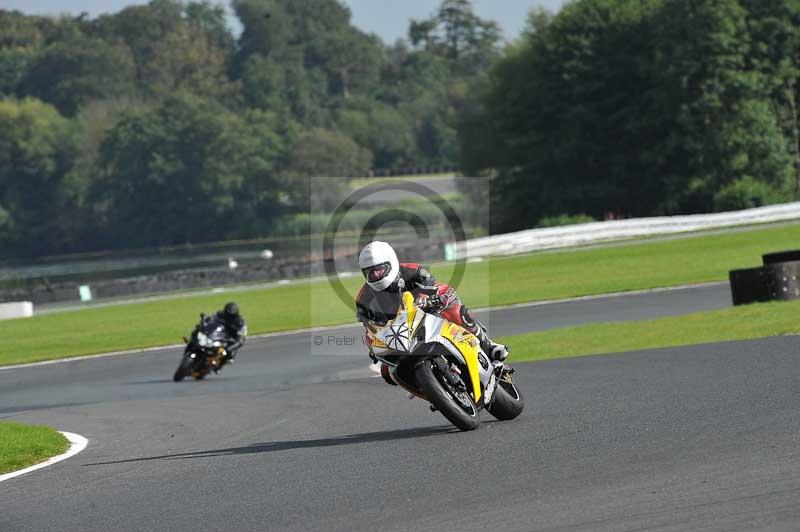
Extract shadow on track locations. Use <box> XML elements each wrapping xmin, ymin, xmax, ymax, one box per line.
<box><xmin>86</xmin><ymin>425</ymin><xmax>457</xmax><ymax>466</ymax></box>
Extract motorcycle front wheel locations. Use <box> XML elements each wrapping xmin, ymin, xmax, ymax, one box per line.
<box><xmin>487</xmin><ymin>371</ymin><xmax>524</xmax><ymax>421</ymax></box>
<box><xmin>173</xmin><ymin>352</ymin><xmax>195</xmax><ymax>382</ymax></box>
<box><xmin>415</xmin><ymin>359</ymin><xmax>480</xmax><ymax>431</ymax></box>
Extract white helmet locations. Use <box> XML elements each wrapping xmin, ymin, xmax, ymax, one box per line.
<box><xmin>358</xmin><ymin>241</ymin><xmax>399</xmax><ymax>291</ymax></box>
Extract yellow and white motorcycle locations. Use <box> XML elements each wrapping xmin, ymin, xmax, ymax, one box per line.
<box><xmin>363</xmin><ymin>291</ymin><xmax>524</xmax><ymax>431</ymax></box>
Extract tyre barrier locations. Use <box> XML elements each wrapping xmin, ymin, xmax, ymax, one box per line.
<box><xmin>762</xmin><ymin>250</ymin><xmax>800</xmax><ymax>265</ymax></box>
<box><xmin>729</xmin><ymin>251</ymin><xmax>800</xmax><ymax>305</ymax></box>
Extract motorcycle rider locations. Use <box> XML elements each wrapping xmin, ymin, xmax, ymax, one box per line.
<box><xmin>355</xmin><ymin>241</ymin><xmax>508</xmax><ymax>384</ymax></box>
<box><xmin>213</xmin><ymin>302</ymin><xmax>247</xmax><ymax>362</ymax></box>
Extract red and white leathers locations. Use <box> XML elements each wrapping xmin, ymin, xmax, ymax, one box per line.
<box><xmin>356</xmin><ymin>263</ymin><xmax>508</xmax><ymax>384</ymax></box>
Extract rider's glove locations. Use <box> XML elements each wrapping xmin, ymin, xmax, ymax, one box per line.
<box><xmin>356</xmin><ymin>308</ymin><xmax>373</xmax><ymax>324</ymax></box>
<box><xmin>420</xmin><ymin>294</ymin><xmax>445</xmax><ymax>314</ymax></box>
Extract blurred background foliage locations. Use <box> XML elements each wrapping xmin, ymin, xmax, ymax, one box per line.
<box><xmin>0</xmin><ymin>0</ymin><xmax>495</xmax><ymax>257</ymax></box>
<box><xmin>1</xmin><ymin>0</ymin><xmax>799</xmax><ymax>258</ymax></box>
<box><xmin>460</xmin><ymin>0</ymin><xmax>800</xmax><ymax>233</ymax></box>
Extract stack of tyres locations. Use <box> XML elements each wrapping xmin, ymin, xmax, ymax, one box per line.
<box><xmin>729</xmin><ymin>267</ymin><xmax>770</xmax><ymax>305</ymax></box>
<box><xmin>763</xmin><ymin>262</ymin><xmax>800</xmax><ymax>301</ymax></box>
<box><xmin>729</xmin><ymin>250</ymin><xmax>800</xmax><ymax>305</ymax></box>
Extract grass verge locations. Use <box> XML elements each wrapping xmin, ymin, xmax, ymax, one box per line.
<box><xmin>3</xmin><ymin>222</ymin><xmax>800</xmax><ymax>366</ymax></box>
<box><xmin>0</xmin><ymin>422</ymin><xmax>69</xmax><ymax>475</ymax></box>
<box><xmin>502</xmin><ymin>299</ymin><xmax>800</xmax><ymax>363</ymax></box>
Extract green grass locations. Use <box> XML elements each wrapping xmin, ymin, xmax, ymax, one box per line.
<box><xmin>502</xmin><ymin>299</ymin><xmax>800</xmax><ymax>363</ymax></box>
<box><xmin>0</xmin><ymin>422</ymin><xmax>69</xmax><ymax>475</ymax></box>
<box><xmin>3</xmin><ymin>222</ymin><xmax>800</xmax><ymax>366</ymax></box>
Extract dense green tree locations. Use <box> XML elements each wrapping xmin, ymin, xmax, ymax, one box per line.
<box><xmin>651</xmin><ymin>0</ymin><xmax>793</xmax><ymax>212</ymax></box>
<box><xmin>66</xmin><ymin>97</ymin><xmax>147</xmax><ymax>212</ymax></box>
<box><xmin>462</xmin><ymin>0</ymin><xmax>800</xmax><ymax>233</ymax></box>
<box><xmin>402</xmin><ymin>1</ymin><xmax>501</xmax><ymax>168</ymax></box>
<box><xmin>17</xmin><ymin>36</ymin><xmax>136</xmax><ymax>115</ymax></box>
<box><xmin>147</xmin><ymin>22</ymin><xmax>239</xmax><ymax>102</ymax></box>
<box><xmin>287</xmin><ymin>127</ymin><xmax>372</xmax><ymax>178</ymax></box>
<box><xmin>235</xmin><ymin>0</ymin><xmax>384</xmax><ymax>120</ymax></box>
<box><xmin>90</xmin><ymin>0</ymin><xmax>180</xmax><ymax>87</ymax></box>
<box><xmin>335</xmin><ymin>100</ymin><xmax>417</xmax><ymax>168</ymax></box>
<box><xmin>283</xmin><ymin>128</ymin><xmax>373</xmax><ymax>212</ymax></box>
<box><xmin>91</xmin><ymin>0</ymin><xmax>237</xmax><ymax>102</ymax></box>
<box><xmin>0</xmin><ymin>98</ymin><xmax>79</xmax><ymax>255</ymax></box>
<box><xmin>185</xmin><ymin>1</ymin><xmax>236</xmax><ymax>53</ymax></box>
<box><xmin>317</xmin><ymin>29</ymin><xmax>384</xmax><ymax>98</ymax></box>
<box><xmin>462</xmin><ymin>0</ymin><xmax>663</xmax><ymax>230</ymax></box>
<box><xmin>240</xmin><ymin>53</ymin><xmax>287</xmax><ymax>112</ymax></box>
<box><xmin>409</xmin><ymin>0</ymin><xmax>502</xmax><ymax>74</ymax></box>
<box><xmin>235</xmin><ymin>0</ymin><xmax>494</xmax><ymax>171</ymax></box>
<box><xmin>1</xmin><ymin>0</ymin><xmax>478</xmax><ymax>256</ymax></box>
<box><xmin>738</xmin><ymin>0</ymin><xmax>800</xmax><ymax>195</ymax></box>
<box><xmin>234</xmin><ymin>108</ymin><xmax>296</xmax><ymax>233</ymax></box>
<box><xmin>232</xmin><ymin>0</ymin><xmax>291</xmax><ymax>60</ymax></box>
<box><xmin>91</xmin><ymin>94</ymin><xmax>286</xmax><ymax>248</ymax></box>
<box><xmin>240</xmin><ymin>49</ymin><xmax>323</xmax><ymax>122</ymax></box>
<box><xmin>0</xmin><ymin>11</ymin><xmax>44</xmax><ymax>96</ymax></box>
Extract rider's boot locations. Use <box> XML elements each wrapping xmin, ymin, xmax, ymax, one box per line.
<box><xmin>471</xmin><ymin>324</ymin><xmax>509</xmax><ymax>362</ymax></box>
<box><xmin>458</xmin><ymin>305</ymin><xmax>509</xmax><ymax>362</ymax></box>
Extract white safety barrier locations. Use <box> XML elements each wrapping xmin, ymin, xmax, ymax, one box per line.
<box><xmin>456</xmin><ymin>201</ymin><xmax>800</xmax><ymax>258</ymax></box>
<box><xmin>0</xmin><ymin>301</ymin><xmax>33</xmax><ymax>321</ymax></box>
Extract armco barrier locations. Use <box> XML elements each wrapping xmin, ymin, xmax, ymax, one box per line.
<box><xmin>0</xmin><ymin>242</ymin><xmax>447</xmax><ymax>306</ymax></box>
<box><xmin>455</xmin><ymin>202</ymin><xmax>800</xmax><ymax>259</ymax></box>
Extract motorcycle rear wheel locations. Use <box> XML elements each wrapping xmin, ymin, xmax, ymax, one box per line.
<box><xmin>415</xmin><ymin>359</ymin><xmax>480</xmax><ymax>431</ymax></box>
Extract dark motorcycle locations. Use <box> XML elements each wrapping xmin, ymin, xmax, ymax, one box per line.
<box><xmin>173</xmin><ymin>314</ymin><xmax>231</xmax><ymax>382</ymax></box>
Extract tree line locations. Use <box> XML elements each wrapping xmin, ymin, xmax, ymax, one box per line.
<box><xmin>0</xmin><ymin>0</ymin><xmax>499</xmax><ymax>257</ymax></box>
<box><xmin>460</xmin><ymin>0</ymin><xmax>800</xmax><ymax>234</ymax></box>
<box><xmin>3</xmin><ymin>0</ymin><xmax>800</xmax><ymax>258</ymax></box>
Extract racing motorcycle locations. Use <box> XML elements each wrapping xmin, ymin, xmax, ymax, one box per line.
<box><xmin>173</xmin><ymin>314</ymin><xmax>232</xmax><ymax>382</ymax></box>
<box><xmin>363</xmin><ymin>291</ymin><xmax>524</xmax><ymax>431</ymax></box>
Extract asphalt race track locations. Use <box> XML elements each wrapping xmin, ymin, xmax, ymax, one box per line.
<box><xmin>2</xmin><ymin>283</ymin><xmax>799</xmax><ymax>532</ymax></box>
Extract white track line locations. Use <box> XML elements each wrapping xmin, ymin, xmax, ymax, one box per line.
<box><xmin>0</xmin><ymin>431</ymin><xmax>88</xmax><ymax>482</ymax></box>
<box><xmin>1</xmin><ymin>282</ymin><xmax>725</xmax><ymax>372</ymax></box>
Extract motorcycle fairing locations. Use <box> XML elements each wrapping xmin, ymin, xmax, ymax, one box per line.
<box><xmin>373</xmin><ymin>292</ymin><xmax>485</xmax><ymax>403</ymax></box>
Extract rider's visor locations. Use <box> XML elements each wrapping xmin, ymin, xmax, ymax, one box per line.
<box><xmin>362</xmin><ymin>262</ymin><xmax>391</xmax><ymax>283</ymax></box>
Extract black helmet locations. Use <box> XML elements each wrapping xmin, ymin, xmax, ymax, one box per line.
<box><xmin>223</xmin><ymin>302</ymin><xmax>240</xmax><ymax>320</ymax></box>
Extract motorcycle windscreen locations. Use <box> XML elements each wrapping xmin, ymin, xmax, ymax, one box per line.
<box><xmin>204</xmin><ymin>319</ymin><xmax>229</xmax><ymax>343</ymax></box>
